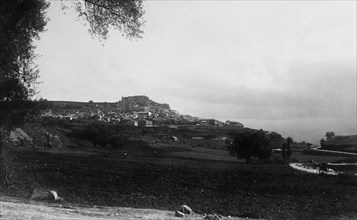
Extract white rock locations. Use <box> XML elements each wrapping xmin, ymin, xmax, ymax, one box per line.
<box><xmin>175</xmin><ymin>210</ymin><xmax>185</xmax><ymax>217</ymax></box>
<box><xmin>30</xmin><ymin>188</ymin><xmax>63</xmax><ymax>201</ymax></box>
<box><xmin>49</xmin><ymin>190</ymin><xmax>63</xmax><ymax>201</ymax></box>
<box><xmin>180</xmin><ymin>204</ymin><xmax>194</xmax><ymax>214</ymax></box>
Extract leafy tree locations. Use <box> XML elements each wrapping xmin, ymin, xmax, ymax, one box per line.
<box><xmin>82</xmin><ymin>122</ymin><xmax>112</xmax><ymax>147</ymax></box>
<box><xmin>325</xmin><ymin>131</ymin><xmax>335</xmax><ymax>141</ymax></box>
<box><xmin>0</xmin><ymin>99</ymin><xmax>52</xmax><ymax>127</ymax></box>
<box><xmin>0</xmin><ymin>0</ymin><xmax>49</xmax><ymax>104</ymax></box>
<box><xmin>282</xmin><ymin>137</ymin><xmax>293</xmax><ymax>160</ymax></box>
<box><xmin>266</xmin><ymin>132</ymin><xmax>284</xmax><ymax>149</ymax></box>
<box><xmin>83</xmin><ymin>125</ymin><xmax>101</xmax><ymax>147</ymax></box>
<box><xmin>320</xmin><ymin>139</ymin><xmax>326</xmax><ymax>148</ymax></box>
<box><xmin>284</xmin><ymin>137</ymin><xmax>293</xmax><ymax>160</ymax></box>
<box><xmin>229</xmin><ymin>130</ymin><xmax>272</xmax><ymax>163</ymax></box>
<box><xmin>107</xmin><ymin>135</ymin><xmax>125</xmax><ymax>149</ymax></box>
<box><xmin>306</xmin><ymin>143</ymin><xmax>312</xmax><ymax>149</ymax></box>
<box><xmin>70</xmin><ymin>122</ymin><xmax>117</xmax><ymax>148</ymax></box>
<box><xmin>71</xmin><ymin>0</ymin><xmax>144</xmax><ymax>39</ymax></box>
<box><xmin>0</xmin><ymin>143</ymin><xmax>16</xmax><ymax>188</ymax></box>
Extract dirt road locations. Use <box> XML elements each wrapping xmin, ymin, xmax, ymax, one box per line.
<box><xmin>1</xmin><ymin>197</ymin><xmax>243</xmax><ymax>220</ymax></box>
<box><xmin>311</xmin><ymin>148</ymin><xmax>357</xmax><ymax>156</ymax></box>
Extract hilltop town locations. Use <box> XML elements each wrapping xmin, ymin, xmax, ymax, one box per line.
<box><xmin>41</xmin><ymin>95</ymin><xmax>244</xmax><ymax>128</ymax></box>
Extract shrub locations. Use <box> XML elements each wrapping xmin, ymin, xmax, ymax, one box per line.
<box><xmin>107</xmin><ymin>135</ymin><xmax>125</xmax><ymax>149</ymax></box>
<box><xmin>0</xmin><ymin>142</ymin><xmax>16</xmax><ymax>188</ymax></box>
<box><xmin>282</xmin><ymin>137</ymin><xmax>293</xmax><ymax>160</ymax></box>
<box><xmin>69</xmin><ymin>122</ymin><xmax>120</xmax><ymax>148</ymax></box>
<box><xmin>0</xmin><ymin>99</ymin><xmax>52</xmax><ymax>128</ymax></box>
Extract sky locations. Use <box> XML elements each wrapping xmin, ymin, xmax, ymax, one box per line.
<box><xmin>35</xmin><ymin>1</ymin><xmax>356</xmax><ymax>144</ymax></box>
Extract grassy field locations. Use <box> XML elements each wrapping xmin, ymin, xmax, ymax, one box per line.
<box><xmin>1</xmin><ymin>142</ymin><xmax>356</xmax><ymax>220</ymax></box>
<box><xmin>288</xmin><ymin>151</ymin><xmax>354</xmax><ymax>163</ymax></box>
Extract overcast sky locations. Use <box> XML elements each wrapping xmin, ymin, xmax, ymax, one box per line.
<box><xmin>35</xmin><ymin>1</ymin><xmax>356</xmax><ymax>144</ymax></box>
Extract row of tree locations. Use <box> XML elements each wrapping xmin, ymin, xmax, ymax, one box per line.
<box><xmin>229</xmin><ymin>130</ymin><xmax>340</xmax><ymax>163</ymax></box>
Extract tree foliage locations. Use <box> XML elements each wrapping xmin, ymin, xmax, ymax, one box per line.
<box><xmin>71</xmin><ymin>122</ymin><xmax>107</xmax><ymax>147</ymax></box>
<box><xmin>282</xmin><ymin>137</ymin><xmax>293</xmax><ymax>160</ymax></box>
<box><xmin>0</xmin><ymin>0</ymin><xmax>49</xmax><ymax>103</ymax></box>
<box><xmin>0</xmin><ymin>142</ymin><xmax>16</xmax><ymax>188</ymax></box>
<box><xmin>72</xmin><ymin>0</ymin><xmax>145</xmax><ymax>39</ymax></box>
<box><xmin>107</xmin><ymin>135</ymin><xmax>125</xmax><ymax>149</ymax></box>
<box><xmin>320</xmin><ymin>139</ymin><xmax>326</xmax><ymax>148</ymax></box>
<box><xmin>228</xmin><ymin>130</ymin><xmax>272</xmax><ymax>163</ymax></box>
<box><xmin>325</xmin><ymin>131</ymin><xmax>335</xmax><ymax>141</ymax></box>
<box><xmin>70</xmin><ymin>122</ymin><xmax>125</xmax><ymax>149</ymax></box>
<box><xmin>267</xmin><ymin>131</ymin><xmax>284</xmax><ymax>149</ymax></box>
<box><xmin>0</xmin><ymin>99</ymin><xmax>52</xmax><ymax>127</ymax></box>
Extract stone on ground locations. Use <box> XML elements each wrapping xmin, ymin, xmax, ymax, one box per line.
<box><xmin>175</xmin><ymin>210</ymin><xmax>185</xmax><ymax>217</ymax></box>
<box><xmin>180</xmin><ymin>204</ymin><xmax>194</xmax><ymax>214</ymax></box>
<box><xmin>49</xmin><ymin>190</ymin><xmax>63</xmax><ymax>201</ymax></box>
<box><xmin>30</xmin><ymin>188</ymin><xmax>63</xmax><ymax>201</ymax></box>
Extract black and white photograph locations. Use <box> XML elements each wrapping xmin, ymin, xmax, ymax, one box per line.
<box><xmin>0</xmin><ymin>0</ymin><xmax>356</xmax><ymax>219</ymax></box>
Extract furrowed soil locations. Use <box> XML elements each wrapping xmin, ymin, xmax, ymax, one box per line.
<box><xmin>2</xmin><ymin>146</ymin><xmax>357</xmax><ymax>220</ymax></box>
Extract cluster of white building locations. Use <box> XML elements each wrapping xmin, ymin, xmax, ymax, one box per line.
<box><xmin>40</xmin><ymin>97</ymin><xmax>244</xmax><ymax>128</ymax></box>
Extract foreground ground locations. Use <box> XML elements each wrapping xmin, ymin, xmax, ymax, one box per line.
<box><xmin>1</xmin><ymin>142</ymin><xmax>357</xmax><ymax>220</ymax></box>
<box><xmin>1</xmin><ymin>196</ymin><xmax>248</xmax><ymax>220</ymax></box>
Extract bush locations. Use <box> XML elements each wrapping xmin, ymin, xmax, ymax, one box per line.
<box><xmin>69</xmin><ymin>122</ymin><xmax>126</xmax><ymax>148</ymax></box>
<box><xmin>107</xmin><ymin>135</ymin><xmax>125</xmax><ymax>149</ymax></box>
<box><xmin>0</xmin><ymin>142</ymin><xmax>16</xmax><ymax>188</ymax></box>
<box><xmin>0</xmin><ymin>99</ymin><xmax>52</xmax><ymax>128</ymax></box>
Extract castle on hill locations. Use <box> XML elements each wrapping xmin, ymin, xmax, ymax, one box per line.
<box><xmin>119</xmin><ymin>95</ymin><xmax>170</xmax><ymax>113</ymax></box>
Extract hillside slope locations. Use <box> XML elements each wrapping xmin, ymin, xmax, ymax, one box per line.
<box><xmin>322</xmin><ymin>135</ymin><xmax>357</xmax><ymax>153</ymax></box>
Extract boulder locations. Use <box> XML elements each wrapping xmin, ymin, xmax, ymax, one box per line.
<box><xmin>49</xmin><ymin>190</ymin><xmax>63</xmax><ymax>201</ymax></box>
<box><xmin>180</xmin><ymin>204</ymin><xmax>194</xmax><ymax>214</ymax></box>
<box><xmin>31</xmin><ymin>188</ymin><xmax>63</xmax><ymax>202</ymax></box>
<box><xmin>175</xmin><ymin>210</ymin><xmax>185</xmax><ymax>217</ymax></box>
